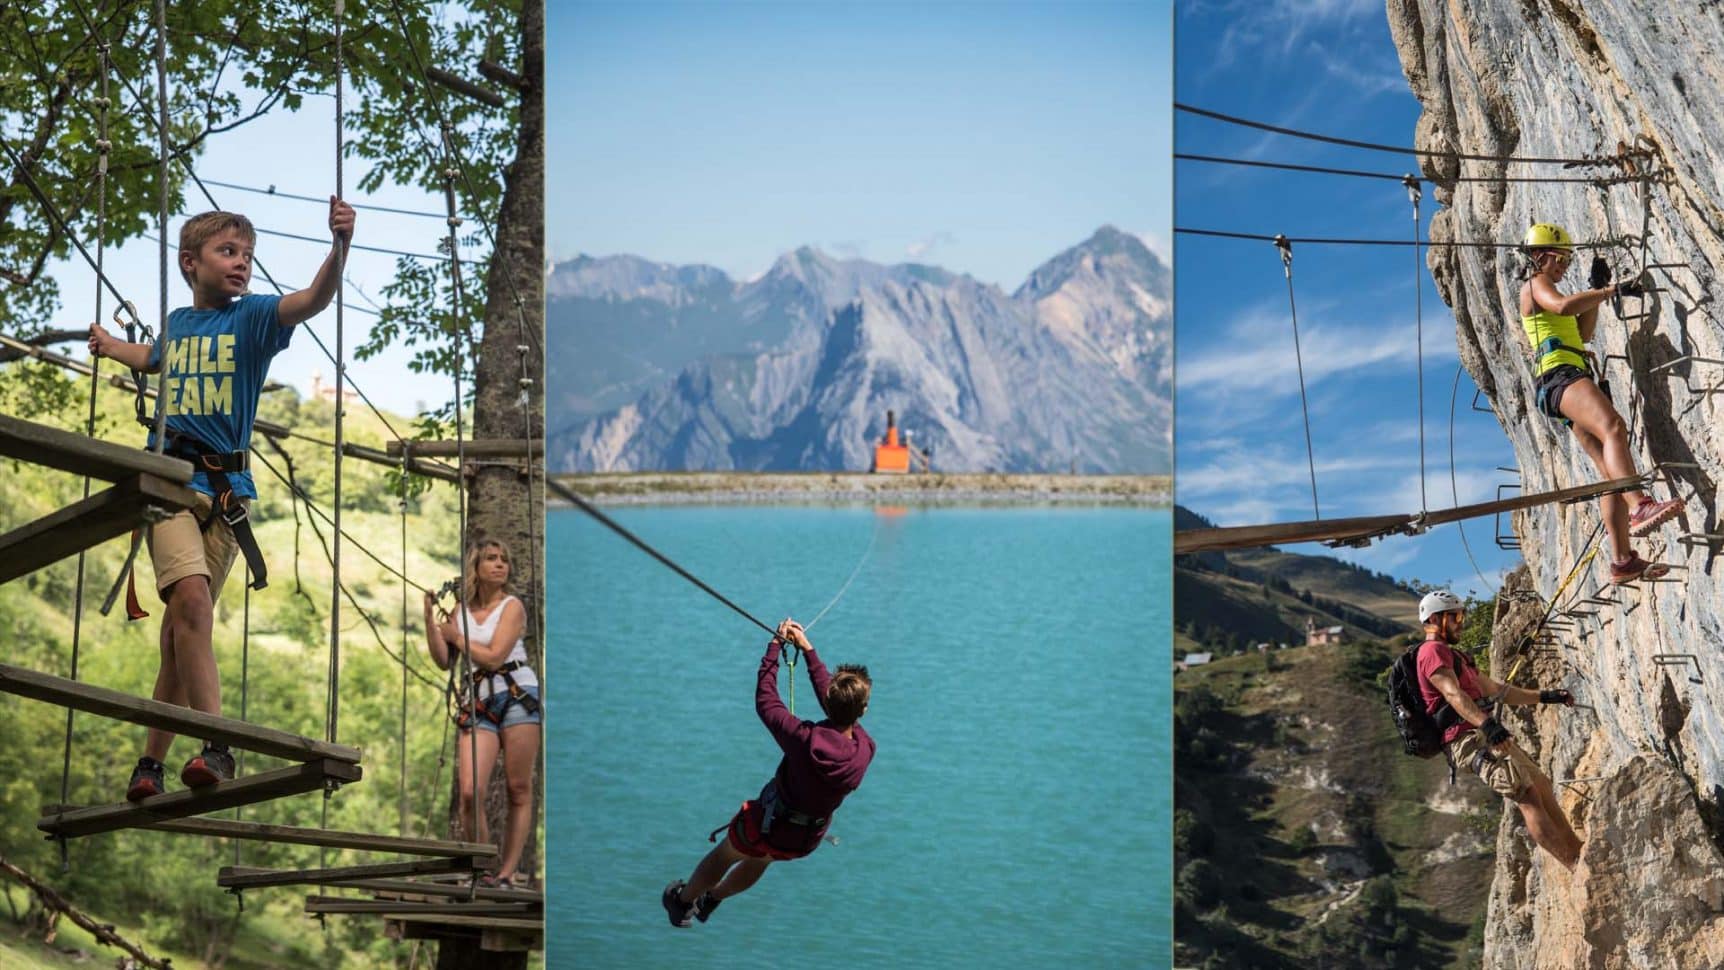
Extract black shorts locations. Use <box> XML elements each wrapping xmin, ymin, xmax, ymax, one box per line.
<box><xmin>1534</xmin><ymin>364</ymin><xmax>1609</xmax><ymax>425</ymax></box>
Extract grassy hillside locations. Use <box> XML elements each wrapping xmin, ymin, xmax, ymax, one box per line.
<box><xmin>1173</xmin><ymin>641</ymin><xmax>1496</xmax><ymax>969</ymax></box>
<box><xmin>1174</xmin><ymin>505</ymin><xmax>1420</xmax><ymax>657</ymax></box>
<box><xmin>0</xmin><ymin>360</ymin><xmax>528</xmax><ymax>968</ymax></box>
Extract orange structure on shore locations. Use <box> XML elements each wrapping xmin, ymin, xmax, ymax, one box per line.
<box><xmin>871</xmin><ymin>410</ymin><xmax>911</xmax><ymax>474</ymax></box>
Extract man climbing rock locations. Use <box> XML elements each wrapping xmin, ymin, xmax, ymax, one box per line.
<box><xmin>1415</xmin><ymin>591</ymin><xmax>1583</xmax><ymax>870</ymax></box>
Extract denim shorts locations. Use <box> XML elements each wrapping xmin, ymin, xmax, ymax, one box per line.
<box><xmin>470</xmin><ymin>685</ymin><xmax>542</xmax><ymax>734</ymax></box>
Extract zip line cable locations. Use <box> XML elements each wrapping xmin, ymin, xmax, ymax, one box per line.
<box><xmin>1175</xmin><ymin>227</ymin><xmax>1630</xmax><ymax>250</ymax></box>
<box><xmin>1175</xmin><ymin>103</ymin><xmax>1648</xmax><ymax>166</ymax></box>
<box><xmin>1276</xmin><ymin>235</ymin><xmax>1321</xmax><ymax>520</ymax></box>
<box><xmin>1174</xmin><ymin>152</ymin><xmax>1646</xmax><ymax>185</ymax></box>
<box><xmin>546</xmin><ymin>478</ymin><xmax>778</xmax><ymax>640</ymax></box>
<box><xmin>804</xmin><ymin>518</ymin><xmax>880</xmax><ymax>633</ymax></box>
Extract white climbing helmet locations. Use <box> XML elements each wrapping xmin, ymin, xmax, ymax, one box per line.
<box><xmin>1418</xmin><ymin>590</ymin><xmax>1466</xmax><ymax>623</ymax></box>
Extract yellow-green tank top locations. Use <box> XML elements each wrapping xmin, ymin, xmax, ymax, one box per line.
<box><xmin>1521</xmin><ymin>308</ymin><xmax>1586</xmax><ymax>375</ymax></box>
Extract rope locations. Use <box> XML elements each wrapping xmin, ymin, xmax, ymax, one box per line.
<box><xmin>1408</xmin><ymin>175</ymin><xmax>1427</xmax><ymax>516</ymax></box>
<box><xmin>251</xmin><ymin>225</ymin><xmax>452</xmax><ymax>262</ymax></box>
<box><xmin>1276</xmin><ymin>235</ymin><xmax>1320</xmax><ymax>519</ymax></box>
<box><xmin>235</xmin><ymin>568</ymin><xmax>250</xmax><ymax>868</ymax></box>
<box><xmin>57</xmin><ymin>35</ymin><xmax>116</xmax><ymax>871</ymax></box>
<box><xmin>1448</xmin><ymin>365</ymin><xmax>1495</xmax><ymax>594</ymax></box>
<box><xmin>145</xmin><ymin>0</ymin><xmax>168</xmax><ymax>457</ymax></box>
<box><xmin>326</xmin><ymin>0</ymin><xmax>347</xmax><ymax>751</ymax></box>
<box><xmin>1173</xmin><ymin>152</ymin><xmax>1642</xmax><ymax>185</ymax></box>
<box><xmin>1174</xmin><ymin>103</ymin><xmax>1647</xmax><ymax>167</ymax></box>
<box><xmin>804</xmin><ymin>517</ymin><xmax>879</xmax><ymax>632</ymax></box>
<box><xmin>545</xmin><ymin>478</ymin><xmax>777</xmax><ymax>639</ymax></box>
<box><xmin>1176</xmin><ymin>227</ymin><xmax>1630</xmax><ymax>250</ymax></box>
<box><xmin>399</xmin><ymin>453</ymin><xmax>410</xmax><ymax>837</ymax></box>
<box><xmin>381</xmin><ymin>0</ymin><xmax>542</xmax><ymax>360</ymax></box>
<box><xmin>199</xmin><ymin>178</ymin><xmax>449</xmax><ymax>219</ymax></box>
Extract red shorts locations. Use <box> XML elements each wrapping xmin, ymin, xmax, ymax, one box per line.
<box><xmin>724</xmin><ymin>800</ymin><xmax>816</xmax><ymax>861</ymax></box>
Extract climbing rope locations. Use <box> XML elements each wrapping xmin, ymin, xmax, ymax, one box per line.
<box><xmin>1275</xmin><ymin>235</ymin><xmax>1320</xmax><ymax>520</ymax></box>
<box><xmin>326</xmin><ymin>0</ymin><xmax>348</xmax><ymax>752</ymax></box>
<box><xmin>1174</xmin><ymin>153</ymin><xmax>1647</xmax><ymax>185</ymax></box>
<box><xmin>145</xmin><ymin>0</ymin><xmax>169</xmax><ymax>456</ymax></box>
<box><xmin>1407</xmin><ymin>175</ymin><xmax>1427</xmax><ymax>517</ymax></box>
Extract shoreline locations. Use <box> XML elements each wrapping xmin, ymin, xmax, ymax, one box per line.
<box><xmin>548</xmin><ymin>472</ymin><xmax>1171</xmax><ymax>506</ymax></box>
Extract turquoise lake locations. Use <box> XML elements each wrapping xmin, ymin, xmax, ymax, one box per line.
<box><xmin>546</xmin><ymin>504</ymin><xmax>1171</xmax><ymax>968</ymax></box>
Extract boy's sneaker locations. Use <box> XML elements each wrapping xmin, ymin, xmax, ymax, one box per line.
<box><xmin>125</xmin><ymin>757</ymin><xmax>165</xmax><ymax>802</ymax></box>
<box><xmin>662</xmin><ymin>881</ymin><xmax>695</xmax><ymax>928</ymax></box>
<box><xmin>1609</xmin><ymin>553</ymin><xmax>1669</xmax><ymax>585</ymax></box>
<box><xmin>1628</xmin><ymin>497</ymin><xmax>1683</xmax><ymax>536</ymax></box>
<box><xmin>693</xmin><ymin>892</ymin><xmax>722</xmax><ymax>923</ymax></box>
<box><xmin>180</xmin><ymin>743</ymin><xmax>235</xmax><ymax>789</ymax></box>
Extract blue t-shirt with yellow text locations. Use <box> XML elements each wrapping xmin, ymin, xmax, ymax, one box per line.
<box><xmin>146</xmin><ymin>293</ymin><xmax>291</xmax><ymax>499</ymax></box>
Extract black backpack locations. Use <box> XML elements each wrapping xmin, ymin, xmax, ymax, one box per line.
<box><xmin>1387</xmin><ymin>642</ymin><xmax>1467</xmax><ymax>758</ymax></box>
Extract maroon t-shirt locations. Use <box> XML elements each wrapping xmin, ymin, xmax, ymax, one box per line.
<box><xmin>1415</xmin><ymin>639</ymin><xmax>1482</xmax><ymax>746</ymax></box>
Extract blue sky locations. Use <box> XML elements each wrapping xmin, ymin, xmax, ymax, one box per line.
<box><xmin>548</xmin><ymin>0</ymin><xmax>1171</xmax><ymax>290</ymax></box>
<box><xmin>1175</xmin><ymin>0</ymin><xmax>1517</xmax><ymax>595</ymax></box>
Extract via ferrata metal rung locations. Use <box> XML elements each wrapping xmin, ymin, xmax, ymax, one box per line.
<box><xmin>1173</xmin><ymin>475</ymin><xmax>1645</xmax><ymax>554</ymax></box>
<box><xmin>38</xmin><ymin>760</ymin><xmax>363</xmax><ymax>839</ymax></box>
<box><xmin>0</xmin><ymin>473</ymin><xmax>195</xmax><ymax>585</ymax></box>
<box><xmin>39</xmin><ymin>806</ymin><xmax>490</xmax><ymax>858</ymax></box>
<box><xmin>0</xmin><ymin>664</ymin><xmax>362</xmax><ymax>765</ymax></box>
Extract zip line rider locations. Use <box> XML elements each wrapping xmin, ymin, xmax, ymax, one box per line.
<box><xmin>1518</xmin><ymin>223</ymin><xmax>1682</xmax><ymax>583</ymax></box>
<box><xmin>663</xmin><ymin>618</ymin><xmax>874</xmax><ymax>928</ymax></box>
<box><xmin>1415</xmin><ymin>591</ymin><xmax>1582</xmax><ymax>870</ymax></box>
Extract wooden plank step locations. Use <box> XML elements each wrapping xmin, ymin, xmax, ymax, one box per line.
<box><xmin>386</xmin><ymin>438</ymin><xmax>541</xmax><ymax>459</ymax></box>
<box><xmin>0</xmin><ymin>414</ymin><xmax>193</xmax><ymax>483</ymax></box>
<box><xmin>38</xmin><ymin>760</ymin><xmax>362</xmax><ymax>839</ymax></box>
<box><xmin>292</xmin><ymin>875</ymin><xmax>539</xmax><ymax>903</ymax></box>
<box><xmin>389</xmin><ymin>913</ymin><xmax>543</xmax><ymax>931</ymax></box>
<box><xmin>304</xmin><ymin>896</ymin><xmax>535</xmax><ymax>916</ymax></box>
<box><xmin>0</xmin><ymin>474</ymin><xmax>195</xmax><ymax>585</ymax></box>
<box><xmin>38</xmin><ymin>808</ymin><xmax>489</xmax><ymax>858</ymax></box>
<box><xmin>0</xmin><ymin>664</ymin><xmax>361</xmax><ymax>765</ymax></box>
<box><xmin>218</xmin><ymin>856</ymin><xmax>491</xmax><ymax>890</ymax></box>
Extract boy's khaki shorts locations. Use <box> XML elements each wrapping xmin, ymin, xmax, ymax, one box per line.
<box><xmin>1449</xmin><ymin>729</ymin><xmax>1535</xmax><ymax>800</ymax></box>
<box><xmin>146</xmin><ymin>492</ymin><xmax>246</xmax><ymax>601</ymax></box>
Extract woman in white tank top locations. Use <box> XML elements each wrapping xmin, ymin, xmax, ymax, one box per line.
<box><xmin>423</xmin><ymin>537</ymin><xmax>540</xmax><ymax>888</ymax></box>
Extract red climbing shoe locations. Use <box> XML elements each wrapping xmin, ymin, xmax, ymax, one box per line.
<box><xmin>1609</xmin><ymin>554</ymin><xmax>1670</xmax><ymax>585</ymax></box>
<box><xmin>179</xmin><ymin>743</ymin><xmax>235</xmax><ymax>789</ymax></box>
<box><xmin>1628</xmin><ymin>497</ymin><xmax>1683</xmax><ymax>536</ymax></box>
<box><xmin>125</xmin><ymin>757</ymin><xmax>165</xmax><ymax>802</ymax></box>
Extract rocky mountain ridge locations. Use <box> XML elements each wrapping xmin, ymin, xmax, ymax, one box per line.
<box><xmin>1387</xmin><ymin>2</ymin><xmax>1724</xmax><ymax>964</ymax></box>
<box><xmin>546</xmin><ymin>227</ymin><xmax>1171</xmax><ymax>473</ymax></box>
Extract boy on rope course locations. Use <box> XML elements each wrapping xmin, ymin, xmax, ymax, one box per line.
<box><xmin>88</xmin><ymin>201</ymin><xmax>355</xmax><ymax>798</ymax></box>
<box><xmin>1518</xmin><ymin>223</ymin><xmax>1681</xmax><ymax>584</ymax></box>
<box><xmin>663</xmin><ymin>618</ymin><xmax>874</xmax><ymax>928</ymax></box>
<box><xmin>423</xmin><ymin>537</ymin><xmax>541</xmax><ymax>890</ymax></box>
<box><xmin>1413</xmin><ymin>591</ymin><xmax>1582</xmax><ymax>870</ymax></box>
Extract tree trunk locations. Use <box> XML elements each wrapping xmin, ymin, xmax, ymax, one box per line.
<box><xmin>442</xmin><ymin>0</ymin><xmax>542</xmax><ymax>966</ymax></box>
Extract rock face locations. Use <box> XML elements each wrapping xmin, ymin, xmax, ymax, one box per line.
<box><xmin>546</xmin><ymin>227</ymin><xmax>1172</xmax><ymax>473</ymax></box>
<box><xmin>1387</xmin><ymin>3</ymin><xmax>1724</xmax><ymax>963</ymax></box>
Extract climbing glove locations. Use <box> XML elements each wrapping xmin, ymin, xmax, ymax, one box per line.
<box><xmin>1480</xmin><ymin>716</ymin><xmax>1511</xmax><ymax>747</ymax></box>
<box><xmin>1539</xmin><ymin>689</ymin><xmax>1575</xmax><ymax>706</ymax></box>
<box><xmin>1588</xmin><ymin>255</ymin><xmax>1612</xmax><ymax>290</ymax></box>
<box><xmin>1615</xmin><ymin>274</ymin><xmax>1648</xmax><ymax>299</ymax></box>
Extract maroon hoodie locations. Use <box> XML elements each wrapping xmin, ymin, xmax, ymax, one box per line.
<box><xmin>754</xmin><ymin>638</ymin><xmax>874</xmax><ymax>833</ymax></box>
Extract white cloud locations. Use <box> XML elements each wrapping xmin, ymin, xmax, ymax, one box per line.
<box><xmin>905</xmin><ymin>231</ymin><xmax>956</xmax><ymax>261</ymax></box>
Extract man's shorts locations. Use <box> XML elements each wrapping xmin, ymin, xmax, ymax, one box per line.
<box><xmin>1449</xmin><ymin>729</ymin><xmax>1535</xmax><ymax>799</ymax></box>
<box><xmin>1534</xmin><ymin>364</ymin><xmax>1611</xmax><ymax>426</ymax></box>
<box><xmin>146</xmin><ymin>492</ymin><xmax>244</xmax><ymax>601</ymax></box>
<box><xmin>724</xmin><ymin>799</ymin><xmax>817</xmax><ymax>862</ymax></box>
<box><xmin>470</xmin><ymin>685</ymin><xmax>542</xmax><ymax>735</ymax></box>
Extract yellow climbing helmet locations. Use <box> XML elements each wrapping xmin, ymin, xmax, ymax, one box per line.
<box><xmin>1523</xmin><ymin>223</ymin><xmax>1575</xmax><ymax>251</ymax></box>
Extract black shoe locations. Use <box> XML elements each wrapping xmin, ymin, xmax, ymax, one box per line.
<box><xmin>126</xmin><ymin>757</ymin><xmax>165</xmax><ymax>802</ymax></box>
<box><xmin>180</xmin><ymin>743</ymin><xmax>235</xmax><ymax>789</ymax></box>
<box><xmin>693</xmin><ymin>892</ymin><xmax>722</xmax><ymax>923</ymax></box>
<box><xmin>662</xmin><ymin>881</ymin><xmax>694</xmax><ymax>928</ymax></box>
